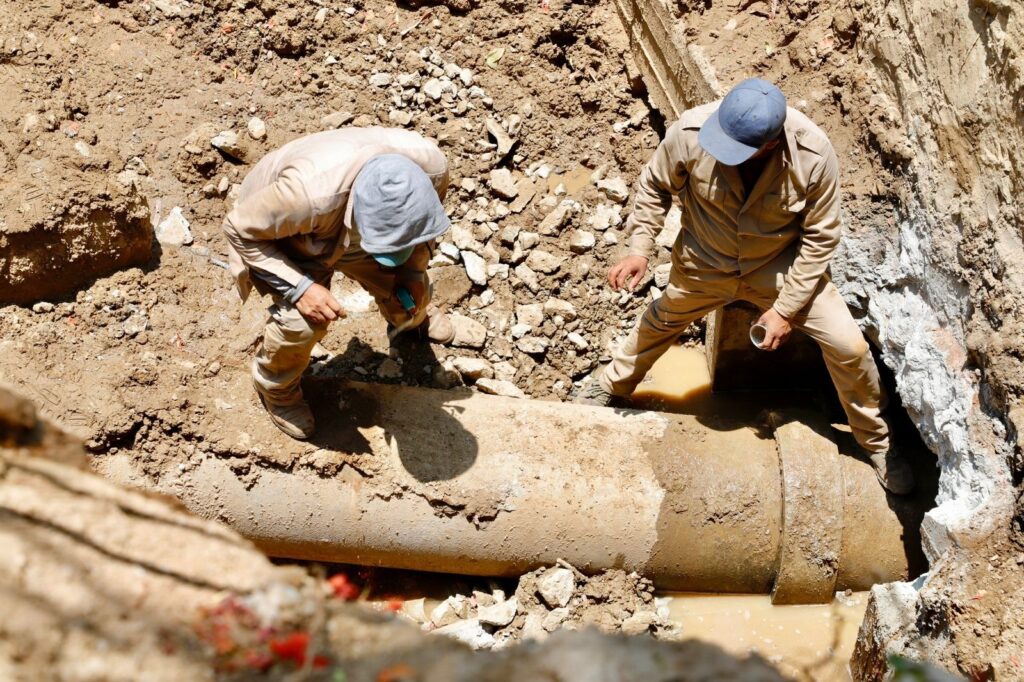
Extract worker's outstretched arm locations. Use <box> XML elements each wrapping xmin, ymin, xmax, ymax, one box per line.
<box><xmin>771</xmin><ymin>147</ymin><xmax>842</xmax><ymax>319</ymax></box>
<box><xmin>611</xmin><ymin>124</ymin><xmax>688</xmax><ymax>291</ymax></box>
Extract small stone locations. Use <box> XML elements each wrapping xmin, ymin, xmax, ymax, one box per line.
<box><xmin>543</xmin><ymin>298</ymin><xmax>577</xmax><ymax>321</ymax></box>
<box><xmin>514</xmin><ymin>264</ymin><xmax>540</xmax><ymax>293</ymax></box>
<box><xmin>522</xmin><ymin>613</ymin><xmax>548</xmax><ymax>641</ymax></box>
<box><xmin>246</xmin><ymin>117</ymin><xmax>267</xmax><ymax>140</ymax></box>
<box><xmin>73</xmin><ymin>141</ymin><xmax>91</xmax><ymax>157</ymax></box>
<box><xmin>510</xmin><ymin>323</ymin><xmax>532</xmax><ymax>339</ymax></box>
<box><xmin>377</xmin><ymin>358</ymin><xmax>402</xmax><ymax>379</ymax></box>
<box><xmin>518</xmin><ymin>231</ymin><xmax>540</xmax><ymax>249</ymax></box>
<box><xmin>422</xmin><ymin>78</ymin><xmax>444</xmax><ymax>100</ymax></box>
<box><xmin>567</xmin><ymin>332</ymin><xmax>589</xmax><ymax>350</ymax></box>
<box><xmin>211</xmin><ymin>130</ymin><xmax>248</xmax><ymax>162</ymax></box>
<box><xmin>489</xmin><ymin>168</ymin><xmax>519</xmax><ymax>200</ymax></box>
<box><xmin>478</xmin><ymin>597</ymin><xmax>518</xmax><ymax>627</ymax></box>
<box><xmin>431</xmin><ymin>596</ymin><xmax>470</xmax><ymax>627</ymax></box>
<box><xmin>460</xmin><ymin>177</ymin><xmax>478</xmax><ymax>193</ymax></box>
<box><xmin>449</xmin><ymin>314</ymin><xmax>488</xmax><ymax>349</ymax></box>
<box><xmin>516</xmin><ymin>336</ymin><xmax>549</xmax><ymax>355</ymax></box>
<box><xmin>500</xmin><ymin>225</ymin><xmax>521</xmax><ymax>245</ymax></box>
<box><xmin>476</xmin><ymin>378</ymin><xmax>527</xmax><ymax>399</ymax></box>
<box><xmin>568</xmin><ymin>230</ymin><xmax>595</xmax><ymax>254</ymax></box>
<box><xmin>526</xmin><ymin>250</ymin><xmax>564</xmax><ymax>274</ymax></box>
<box><xmin>653</xmin><ymin>263</ymin><xmax>672</xmax><ymax>288</ymax></box>
<box><xmin>588</xmin><ymin>204</ymin><xmax>622</xmax><ymax>231</ymax></box>
<box><xmin>155</xmin><ymin>206</ymin><xmax>193</xmax><ymax>246</ymax></box>
<box><xmin>369</xmin><ymin>72</ymin><xmax>393</xmax><ymax>87</ymax></box>
<box><xmin>537</xmin><ymin>567</ymin><xmax>575</xmax><ymax>608</ymax></box>
<box><xmin>314</xmin><ymin>6</ymin><xmax>328</xmax><ymax>26</ymax></box>
<box><xmin>452</xmin><ymin>357</ymin><xmax>494</xmax><ymax>381</ymax></box>
<box><xmin>620</xmin><ymin>610</ymin><xmax>659</xmax><ymax>636</ymax></box>
<box><xmin>516</xmin><ymin>303</ymin><xmax>544</xmax><ymax>328</ymax></box>
<box><xmin>542</xmin><ymin>607</ymin><xmax>570</xmax><ymax>632</ymax></box>
<box><xmin>400</xmin><ymin>597</ymin><xmax>427</xmax><ymax>623</ymax></box>
<box><xmin>485</xmin><ymin>117</ymin><xmax>516</xmax><ymax>158</ymax></box>
<box><xmin>431</xmin><ymin>619</ymin><xmax>495</xmax><ymax>650</ymax></box>
<box><xmin>31</xmin><ymin>302</ymin><xmax>54</xmax><ymax>314</ymax></box>
<box><xmin>388</xmin><ymin>109</ymin><xmax>414</xmax><ymax>126</ymax></box>
<box><xmin>122</xmin><ymin>312</ymin><xmax>148</xmax><ymax>337</ymax></box>
<box><xmin>217</xmin><ymin>176</ymin><xmax>231</xmax><ymax>194</ymax></box>
<box><xmin>321</xmin><ymin>111</ymin><xmax>354</xmax><ymax>128</ymax></box>
<box><xmin>597</xmin><ymin>176</ymin><xmax>629</xmax><ymax>203</ymax></box>
<box><xmin>462</xmin><ymin>250</ymin><xmax>488</xmax><ymax>286</ymax></box>
<box><xmin>538</xmin><ymin>200</ymin><xmax>577</xmax><ymax>235</ymax></box>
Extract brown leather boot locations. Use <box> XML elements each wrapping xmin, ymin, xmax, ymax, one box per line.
<box><xmin>253</xmin><ymin>380</ymin><xmax>315</xmax><ymax>440</ymax></box>
<box><xmin>868</xmin><ymin>445</ymin><xmax>915</xmax><ymax>495</ymax></box>
<box><xmin>425</xmin><ymin>305</ymin><xmax>455</xmax><ymax>344</ymax></box>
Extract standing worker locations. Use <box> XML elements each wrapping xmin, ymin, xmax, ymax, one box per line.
<box><xmin>224</xmin><ymin>127</ymin><xmax>466</xmax><ymax>440</ymax></box>
<box><xmin>576</xmin><ymin>79</ymin><xmax>914</xmax><ymax>494</ymax></box>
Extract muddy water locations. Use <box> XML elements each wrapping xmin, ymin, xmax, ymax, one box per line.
<box><xmin>665</xmin><ymin>592</ymin><xmax>867</xmax><ymax>680</ymax></box>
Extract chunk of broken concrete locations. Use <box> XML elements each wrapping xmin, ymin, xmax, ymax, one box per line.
<box><xmin>155</xmin><ymin>206</ymin><xmax>193</xmax><ymax>247</ymax></box>
<box><xmin>246</xmin><ymin>117</ymin><xmax>267</xmax><ymax>140</ymax></box>
<box><xmin>537</xmin><ymin>567</ymin><xmax>575</xmax><ymax>608</ymax></box>
<box><xmin>597</xmin><ymin>177</ymin><xmax>629</xmax><ymax>204</ymax></box>
<box><xmin>568</xmin><ymin>230</ymin><xmax>596</xmax><ymax>254</ymax></box>
<box><xmin>461</xmin><ymin>250</ymin><xmax>488</xmax><ymax>286</ymax></box>
<box><xmin>211</xmin><ymin>130</ymin><xmax>250</xmax><ymax>162</ymax></box>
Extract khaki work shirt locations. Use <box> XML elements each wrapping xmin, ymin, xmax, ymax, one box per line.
<box><xmin>626</xmin><ymin>101</ymin><xmax>842</xmax><ymax>319</ymax></box>
<box><xmin>223</xmin><ymin>127</ymin><xmax>449</xmax><ymax>302</ymax></box>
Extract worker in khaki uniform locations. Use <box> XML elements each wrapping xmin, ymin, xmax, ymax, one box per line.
<box><xmin>224</xmin><ymin>127</ymin><xmax>467</xmax><ymax>440</ymax></box>
<box><xmin>576</xmin><ymin>79</ymin><xmax>913</xmax><ymax>494</ymax></box>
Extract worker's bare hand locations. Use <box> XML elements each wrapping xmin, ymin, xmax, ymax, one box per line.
<box><xmin>295</xmin><ymin>283</ymin><xmax>346</xmax><ymax>326</ymax></box>
<box><xmin>608</xmin><ymin>255</ymin><xmax>649</xmax><ymax>292</ymax></box>
<box><xmin>756</xmin><ymin>308</ymin><xmax>792</xmax><ymax>351</ymax></box>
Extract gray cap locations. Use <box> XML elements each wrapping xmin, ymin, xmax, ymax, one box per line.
<box><xmin>352</xmin><ymin>154</ymin><xmax>451</xmax><ymax>258</ymax></box>
<box><xmin>698</xmin><ymin>78</ymin><xmax>787</xmax><ymax>166</ymax></box>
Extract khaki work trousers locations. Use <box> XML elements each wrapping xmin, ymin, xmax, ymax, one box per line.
<box><xmin>600</xmin><ymin>251</ymin><xmax>890</xmax><ymax>454</ymax></box>
<box><xmin>252</xmin><ymin>242</ymin><xmax>432</xmax><ymax>405</ymax></box>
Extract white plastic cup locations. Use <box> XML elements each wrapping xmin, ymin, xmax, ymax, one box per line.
<box><xmin>749</xmin><ymin>323</ymin><xmax>767</xmax><ymax>349</ymax></box>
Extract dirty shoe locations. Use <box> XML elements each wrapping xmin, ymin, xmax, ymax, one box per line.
<box><xmin>425</xmin><ymin>305</ymin><xmax>456</xmax><ymax>344</ymax></box>
<box><xmin>254</xmin><ymin>384</ymin><xmax>315</xmax><ymax>441</ymax></box>
<box><xmin>869</xmin><ymin>446</ymin><xmax>915</xmax><ymax>495</ymax></box>
<box><xmin>574</xmin><ymin>381</ymin><xmax>615</xmax><ymax>407</ymax></box>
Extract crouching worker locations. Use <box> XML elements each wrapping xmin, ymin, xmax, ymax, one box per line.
<box><xmin>223</xmin><ymin>128</ymin><xmax>461</xmax><ymax>440</ymax></box>
<box><xmin>575</xmin><ymin>79</ymin><xmax>914</xmax><ymax>494</ymax></box>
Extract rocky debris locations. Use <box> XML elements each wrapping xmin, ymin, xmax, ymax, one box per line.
<box><xmin>432</xmin><ymin>619</ymin><xmax>496</xmax><ymax>650</ymax></box>
<box><xmin>489</xmin><ymin>168</ymin><xmax>519</xmax><ymax>200</ymax></box>
<box><xmin>449</xmin><ymin>314</ymin><xmax>487</xmax><ymax>349</ymax></box>
<box><xmin>537</xmin><ymin>567</ymin><xmax>575</xmax><ymax>608</ymax></box>
<box><xmin>515</xmin><ymin>303</ymin><xmax>544</xmax><ymax>328</ymax></box>
<box><xmin>539</xmin><ymin>200</ymin><xmax>578</xmax><ymax>235</ymax></box>
<box><xmin>475</xmin><ymin>378</ymin><xmax>527</xmax><ymax>399</ymax></box>
<box><xmin>431</xmin><ymin>595</ymin><xmax>472</xmax><ymax>628</ymax></box>
<box><xmin>155</xmin><ymin>206</ymin><xmax>193</xmax><ymax>246</ymax></box>
<box><xmin>597</xmin><ymin>177</ymin><xmax>630</xmax><ymax>204</ymax></box>
<box><xmin>516</xmin><ymin>336</ymin><xmax>549</xmax><ymax>355</ymax></box>
<box><xmin>543</xmin><ymin>298</ymin><xmax>577</xmax><ymax>322</ymax></box>
<box><xmin>31</xmin><ymin>302</ymin><xmax>54</xmax><ymax>314</ymax></box>
<box><xmin>588</xmin><ymin>204</ymin><xmax>623</xmax><ymax>231</ymax></box>
<box><xmin>321</xmin><ymin>111</ymin><xmax>354</xmax><ymax>128</ymax></box>
<box><xmin>478</xmin><ymin>597</ymin><xmax>518</xmax><ymax>627</ymax></box>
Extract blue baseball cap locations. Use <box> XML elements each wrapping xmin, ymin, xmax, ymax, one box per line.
<box><xmin>371</xmin><ymin>246</ymin><xmax>415</xmax><ymax>267</ymax></box>
<box><xmin>698</xmin><ymin>78</ymin><xmax>787</xmax><ymax>166</ymax></box>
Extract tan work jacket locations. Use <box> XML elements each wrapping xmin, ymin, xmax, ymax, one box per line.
<box><xmin>626</xmin><ymin>101</ymin><xmax>842</xmax><ymax>318</ymax></box>
<box><xmin>223</xmin><ymin>127</ymin><xmax>449</xmax><ymax>302</ymax></box>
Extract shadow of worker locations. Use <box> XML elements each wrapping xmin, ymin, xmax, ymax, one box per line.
<box><xmin>303</xmin><ymin>336</ymin><xmax>479</xmax><ymax>483</ymax></box>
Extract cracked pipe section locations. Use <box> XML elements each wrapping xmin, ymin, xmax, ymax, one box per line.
<box><xmin>102</xmin><ymin>382</ymin><xmax>925</xmax><ymax>604</ymax></box>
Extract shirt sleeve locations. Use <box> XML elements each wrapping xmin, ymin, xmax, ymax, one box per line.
<box><xmin>772</xmin><ymin>147</ymin><xmax>842</xmax><ymax>319</ymax></box>
<box><xmin>221</xmin><ymin>166</ymin><xmax>316</xmax><ymax>289</ymax></box>
<box><xmin>626</xmin><ymin>124</ymin><xmax>689</xmax><ymax>259</ymax></box>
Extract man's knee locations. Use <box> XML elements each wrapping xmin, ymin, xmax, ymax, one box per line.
<box><xmin>823</xmin><ymin>330</ymin><xmax>872</xmax><ymax>365</ymax></box>
<box><xmin>266</xmin><ymin>307</ymin><xmax>329</xmax><ymax>349</ymax></box>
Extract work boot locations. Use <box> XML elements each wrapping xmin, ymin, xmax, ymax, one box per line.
<box><xmin>425</xmin><ymin>305</ymin><xmax>455</xmax><ymax>344</ymax></box>
<box><xmin>253</xmin><ymin>381</ymin><xmax>315</xmax><ymax>440</ymax></box>
<box><xmin>868</xmin><ymin>445</ymin><xmax>915</xmax><ymax>495</ymax></box>
<box><xmin>573</xmin><ymin>381</ymin><xmax>615</xmax><ymax>407</ymax></box>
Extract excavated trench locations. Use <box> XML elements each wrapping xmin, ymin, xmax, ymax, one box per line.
<box><xmin>4</xmin><ymin>0</ymin><xmax>1017</xmax><ymax>677</ymax></box>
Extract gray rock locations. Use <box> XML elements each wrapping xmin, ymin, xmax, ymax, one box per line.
<box><xmin>518</xmin><ymin>231</ymin><xmax>540</xmax><ymax>249</ymax></box>
<box><xmin>211</xmin><ymin>130</ymin><xmax>248</xmax><ymax>162</ymax></box>
<box><xmin>543</xmin><ymin>298</ymin><xmax>577</xmax><ymax>321</ymax></box>
<box><xmin>122</xmin><ymin>312</ymin><xmax>148</xmax><ymax>338</ymax></box>
<box><xmin>155</xmin><ymin>206</ymin><xmax>193</xmax><ymax>247</ymax></box>
<box><xmin>439</xmin><ymin>241</ymin><xmax>462</xmax><ymax>261</ymax></box>
<box><xmin>422</xmin><ymin>78</ymin><xmax>444</xmax><ymax>100</ymax></box>
<box><xmin>452</xmin><ymin>357</ymin><xmax>494</xmax><ymax>381</ymax></box>
<box><xmin>489</xmin><ymin>168</ymin><xmax>519</xmax><ymax>200</ymax></box>
<box><xmin>522</xmin><ymin>612</ymin><xmax>548</xmax><ymax>641</ymax></box>
<box><xmin>476</xmin><ymin>378</ymin><xmax>527</xmax><ymax>399</ymax></box>
<box><xmin>430</xmin><ymin>595</ymin><xmax>470</xmax><ymax>628</ymax></box>
<box><xmin>368</xmin><ymin>72</ymin><xmax>393</xmax><ymax>87</ymax></box>
<box><xmin>510</xmin><ymin>323</ymin><xmax>532</xmax><ymax>339</ymax></box>
<box><xmin>542</xmin><ymin>607</ymin><xmax>570</xmax><ymax>631</ymax></box>
<box><xmin>588</xmin><ymin>203</ymin><xmax>622</xmax><ymax>231</ymax></box>
<box><xmin>567</xmin><ymin>332</ymin><xmax>589</xmax><ymax>350</ymax></box>
<box><xmin>31</xmin><ymin>302</ymin><xmax>54</xmax><ymax>314</ymax></box>
<box><xmin>462</xmin><ymin>250</ymin><xmax>488</xmax><ymax>286</ymax></box>
<box><xmin>514</xmin><ymin>264</ymin><xmax>540</xmax><ymax>293</ymax></box>
<box><xmin>477</xmin><ymin>597</ymin><xmax>518</xmax><ymax>627</ymax></box>
<box><xmin>388</xmin><ymin>109</ymin><xmax>413</xmax><ymax>126</ymax></box>
<box><xmin>526</xmin><ymin>250</ymin><xmax>564</xmax><ymax>274</ymax></box>
<box><xmin>620</xmin><ymin>610</ymin><xmax>659</xmax><ymax>636</ymax></box>
<box><xmin>246</xmin><ymin>117</ymin><xmax>267</xmax><ymax>140</ymax></box>
<box><xmin>537</xmin><ymin>567</ymin><xmax>575</xmax><ymax>608</ymax></box>
<box><xmin>538</xmin><ymin>200</ymin><xmax>577</xmax><ymax>235</ymax></box>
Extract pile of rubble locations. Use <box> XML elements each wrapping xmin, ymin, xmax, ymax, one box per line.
<box><xmin>397</xmin><ymin>563</ymin><xmax>678</xmax><ymax>651</ymax></box>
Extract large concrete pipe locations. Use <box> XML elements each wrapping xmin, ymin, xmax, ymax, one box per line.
<box><xmin>100</xmin><ymin>380</ymin><xmax>925</xmax><ymax>604</ymax></box>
